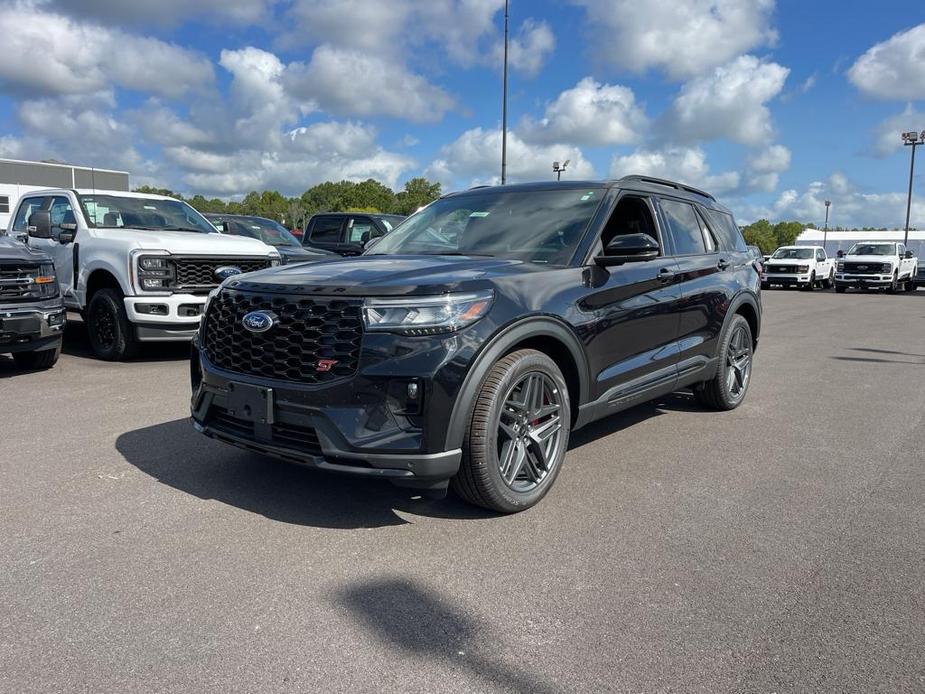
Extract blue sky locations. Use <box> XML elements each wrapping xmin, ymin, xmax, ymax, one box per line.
<box><xmin>0</xmin><ymin>0</ymin><xmax>923</xmax><ymax>227</ymax></box>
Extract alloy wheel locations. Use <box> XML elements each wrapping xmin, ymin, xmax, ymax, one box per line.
<box><xmin>725</xmin><ymin>324</ymin><xmax>752</xmax><ymax>401</ymax></box>
<box><xmin>496</xmin><ymin>372</ymin><xmax>565</xmax><ymax>493</ymax></box>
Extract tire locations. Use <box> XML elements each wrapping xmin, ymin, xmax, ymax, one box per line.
<box><xmin>904</xmin><ymin>279</ymin><xmax>916</xmax><ymax>292</ymax></box>
<box><xmin>12</xmin><ymin>345</ymin><xmax>60</xmax><ymax>370</ymax></box>
<box><xmin>887</xmin><ymin>272</ymin><xmax>898</xmax><ymax>294</ymax></box>
<box><xmin>452</xmin><ymin>349</ymin><xmax>571</xmax><ymax>513</ymax></box>
<box><xmin>835</xmin><ymin>285</ymin><xmax>847</xmax><ymax>294</ymax></box>
<box><xmin>694</xmin><ymin>314</ymin><xmax>753</xmax><ymax>411</ymax></box>
<box><xmin>87</xmin><ymin>288</ymin><xmax>138</xmax><ymax>361</ymax></box>
<box><xmin>823</xmin><ymin>269</ymin><xmax>834</xmax><ymax>289</ymax></box>
<box><xmin>802</xmin><ymin>271</ymin><xmax>816</xmax><ymax>291</ymax></box>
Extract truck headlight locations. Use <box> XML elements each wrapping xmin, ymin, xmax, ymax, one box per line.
<box><xmin>797</xmin><ymin>265</ymin><xmax>809</xmax><ymax>273</ymax></box>
<box><xmin>136</xmin><ymin>253</ymin><xmax>175</xmax><ymax>291</ymax></box>
<box><xmin>837</xmin><ymin>262</ymin><xmax>845</xmax><ymax>271</ymax></box>
<box><xmin>36</xmin><ymin>263</ymin><xmax>58</xmax><ymax>298</ymax></box>
<box><xmin>881</xmin><ymin>263</ymin><xmax>893</xmax><ymax>273</ymax></box>
<box><xmin>363</xmin><ymin>290</ymin><xmax>494</xmax><ymax>336</ymax></box>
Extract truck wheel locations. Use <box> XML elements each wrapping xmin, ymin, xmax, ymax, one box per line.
<box><xmin>87</xmin><ymin>288</ymin><xmax>138</xmax><ymax>361</ymax></box>
<box><xmin>835</xmin><ymin>285</ymin><xmax>847</xmax><ymax>294</ymax></box>
<box><xmin>802</xmin><ymin>271</ymin><xmax>816</xmax><ymax>291</ymax></box>
<box><xmin>887</xmin><ymin>272</ymin><xmax>898</xmax><ymax>294</ymax></box>
<box><xmin>13</xmin><ymin>345</ymin><xmax>60</xmax><ymax>370</ymax></box>
<box><xmin>904</xmin><ymin>279</ymin><xmax>916</xmax><ymax>292</ymax></box>
<box><xmin>452</xmin><ymin>349</ymin><xmax>570</xmax><ymax>513</ymax></box>
<box><xmin>694</xmin><ymin>314</ymin><xmax>753</xmax><ymax>411</ymax></box>
<box><xmin>823</xmin><ymin>269</ymin><xmax>834</xmax><ymax>289</ymax></box>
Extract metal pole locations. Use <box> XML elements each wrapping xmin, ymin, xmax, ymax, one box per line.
<box><xmin>904</xmin><ymin>142</ymin><xmax>917</xmax><ymax>246</ymax></box>
<box><xmin>823</xmin><ymin>202</ymin><xmax>829</xmax><ymax>253</ymax></box>
<box><xmin>501</xmin><ymin>0</ymin><xmax>509</xmax><ymax>185</ymax></box>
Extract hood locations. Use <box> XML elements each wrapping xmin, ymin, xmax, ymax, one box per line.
<box><xmin>94</xmin><ymin>228</ymin><xmax>276</xmax><ymax>257</ymax></box>
<box><xmin>0</xmin><ymin>236</ymin><xmax>52</xmax><ymax>264</ymax></box>
<box><xmin>840</xmin><ymin>254</ymin><xmax>895</xmax><ymax>264</ymax></box>
<box><xmin>230</xmin><ymin>254</ymin><xmax>549</xmax><ymax>296</ymax></box>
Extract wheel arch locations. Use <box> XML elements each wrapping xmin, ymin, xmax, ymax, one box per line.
<box><xmin>443</xmin><ymin>317</ymin><xmax>590</xmax><ymax>451</ymax></box>
<box><xmin>728</xmin><ymin>291</ymin><xmax>761</xmax><ymax>350</ymax></box>
<box><xmin>83</xmin><ymin>266</ymin><xmax>126</xmax><ymax>305</ymax></box>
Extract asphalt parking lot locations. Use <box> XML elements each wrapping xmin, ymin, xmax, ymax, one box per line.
<box><xmin>2</xmin><ymin>289</ymin><xmax>924</xmax><ymax>693</ymax></box>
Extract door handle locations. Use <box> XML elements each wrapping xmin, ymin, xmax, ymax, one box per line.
<box><xmin>657</xmin><ymin>268</ymin><xmax>675</xmax><ymax>283</ymax></box>
<box><xmin>717</xmin><ymin>258</ymin><xmax>731</xmax><ymax>271</ymax></box>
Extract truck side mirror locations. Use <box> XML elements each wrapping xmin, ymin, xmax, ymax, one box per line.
<box><xmin>904</xmin><ymin>250</ymin><xmax>914</xmax><ymax>259</ymax></box>
<box><xmin>836</xmin><ymin>250</ymin><xmax>845</xmax><ymax>258</ymax></box>
<box><xmin>27</xmin><ymin>211</ymin><xmax>52</xmax><ymax>239</ymax></box>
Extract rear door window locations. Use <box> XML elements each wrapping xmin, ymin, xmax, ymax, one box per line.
<box><xmin>660</xmin><ymin>199</ymin><xmax>706</xmax><ymax>255</ymax></box>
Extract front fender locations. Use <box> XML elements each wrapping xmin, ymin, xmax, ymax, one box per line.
<box><xmin>442</xmin><ymin>316</ymin><xmax>590</xmax><ymax>451</ymax></box>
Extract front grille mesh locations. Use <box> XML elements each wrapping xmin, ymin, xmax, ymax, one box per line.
<box><xmin>203</xmin><ymin>290</ymin><xmax>363</xmax><ymax>384</ymax></box>
<box><xmin>174</xmin><ymin>258</ymin><xmax>271</xmax><ymax>291</ymax></box>
<box><xmin>0</xmin><ymin>264</ymin><xmax>42</xmax><ymax>301</ymax></box>
<box><xmin>843</xmin><ymin>262</ymin><xmax>888</xmax><ymax>274</ymax></box>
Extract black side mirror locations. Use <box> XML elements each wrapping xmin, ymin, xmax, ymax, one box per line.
<box><xmin>596</xmin><ymin>233</ymin><xmax>660</xmax><ymax>267</ymax></box>
<box><xmin>836</xmin><ymin>250</ymin><xmax>845</xmax><ymax>258</ymax></box>
<box><xmin>27</xmin><ymin>211</ymin><xmax>52</xmax><ymax>239</ymax></box>
<box><xmin>904</xmin><ymin>250</ymin><xmax>914</xmax><ymax>259</ymax></box>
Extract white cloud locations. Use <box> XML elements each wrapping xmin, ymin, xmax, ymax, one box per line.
<box><xmin>0</xmin><ymin>2</ymin><xmax>213</xmax><ymax>98</ymax></box>
<box><xmin>571</xmin><ymin>0</ymin><xmax>777</xmax><ymax>79</ymax></box>
<box><xmin>285</xmin><ymin>45</ymin><xmax>455</xmax><ymax>123</ymax></box>
<box><xmin>520</xmin><ymin>77</ymin><xmax>647</xmax><ymax>147</ymax></box>
<box><xmin>427</xmin><ymin>127</ymin><xmax>594</xmax><ymax>188</ymax></box>
<box><xmin>609</xmin><ymin>146</ymin><xmax>740</xmax><ymax>195</ymax></box>
<box><xmin>499</xmin><ymin>19</ymin><xmax>557</xmax><ymax>77</ymax></box>
<box><xmin>872</xmin><ymin>104</ymin><xmax>925</xmax><ymax>157</ymax></box>
<box><xmin>662</xmin><ymin>56</ymin><xmax>789</xmax><ymax>145</ymax></box>
<box><xmin>745</xmin><ymin>144</ymin><xmax>791</xmax><ymax>192</ymax></box>
<box><xmin>848</xmin><ymin>23</ymin><xmax>925</xmax><ymax>100</ymax></box>
<box><xmin>767</xmin><ymin>173</ymin><xmax>925</xmax><ymax>229</ymax></box>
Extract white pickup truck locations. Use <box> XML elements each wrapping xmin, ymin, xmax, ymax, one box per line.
<box><xmin>12</xmin><ymin>188</ymin><xmax>280</xmax><ymax>359</ymax></box>
<box><xmin>834</xmin><ymin>241</ymin><xmax>918</xmax><ymax>294</ymax></box>
<box><xmin>761</xmin><ymin>245</ymin><xmax>835</xmax><ymax>291</ymax></box>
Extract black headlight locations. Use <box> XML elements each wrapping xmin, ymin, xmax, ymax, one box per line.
<box><xmin>36</xmin><ymin>263</ymin><xmax>58</xmax><ymax>298</ymax></box>
<box><xmin>137</xmin><ymin>255</ymin><xmax>176</xmax><ymax>291</ymax></box>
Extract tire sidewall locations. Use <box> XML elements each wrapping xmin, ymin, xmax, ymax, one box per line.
<box><xmin>87</xmin><ymin>289</ymin><xmax>134</xmax><ymax>360</ymax></box>
<box><xmin>714</xmin><ymin>315</ymin><xmax>753</xmax><ymax>409</ymax></box>
<box><xmin>468</xmin><ymin>352</ymin><xmax>571</xmax><ymax>512</ymax></box>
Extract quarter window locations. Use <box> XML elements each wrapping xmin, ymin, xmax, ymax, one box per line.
<box><xmin>661</xmin><ymin>199</ymin><xmax>706</xmax><ymax>255</ymax></box>
<box><xmin>703</xmin><ymin>208</ymin><xmax>747</xmax><ymax>252</ymax></box>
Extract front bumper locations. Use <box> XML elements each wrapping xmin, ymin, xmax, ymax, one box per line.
<box><xmin>124</xmin><ymin>293</ymin><xmax>206</xmax><ymax>341</ymax></box>
<box><xmin>835</xmin><ymin>274</ymin><xmax>893</xmax><ymax>288</ymax></box>
<box><xmin>189</xmin><ymin>331</ymin><xmax>477</xmax><ymax>487</ymax></box>
<box><xmin>0</xmin><ymin>303</ymin><xmax>66</xmax><ymax>353</ymax></box>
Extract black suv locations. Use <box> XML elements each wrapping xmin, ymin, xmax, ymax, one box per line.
<box><xmin>302</xmin><ymin>213</ymin><xmax>406</xmax><ymax>256</ymax></box>
<box><xmin>191</xmin><ymin>177</ymin><xmax>761</xmax><ymax>512</ymax></box>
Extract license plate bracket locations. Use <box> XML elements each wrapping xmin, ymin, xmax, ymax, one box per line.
<box><xmin>226</xmin><ymin>382</ymin><xmax>275</xmax><ymax>425</ymax></box>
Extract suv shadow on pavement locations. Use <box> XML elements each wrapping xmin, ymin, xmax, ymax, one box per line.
<box><xmin>333</xmin><ymin>577</ymin><xmax>559</xmax><ymax>694</ymax></box>
<box><xmin>116</xmin><ymin>394</ymin><xmax>701</xmax><ymax>529</ymax></box>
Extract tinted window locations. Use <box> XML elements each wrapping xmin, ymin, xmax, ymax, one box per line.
<box><xmin>12</xmin><ymin>197</ymin><xmax>47</xmax><ymax>232</ymax></box>
<box><xmin>704</xmin><ymin>208</ymin><xmax>747</xmax><ymax>252</ymax></box>
<box><xmin>661</xmin><ymin>199</ymin><xmax>706</xmax><ymax>255</ymax></box>
<box><xmin>310</xmin><ymin>217</ymin><xmax>343</xmax><ymax>244</ymax></box>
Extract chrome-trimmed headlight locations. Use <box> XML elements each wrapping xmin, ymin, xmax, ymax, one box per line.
<box><xmin>362</xmin><ymin>290</ymin><xmax>494</xmax><ymax>336</ymax></box>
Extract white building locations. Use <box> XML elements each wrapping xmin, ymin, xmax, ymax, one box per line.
<box><xmin>796</xmin><ymin>228</ymin><xmax>925</xmax><ymax>258</ymax></box>
<box><xmin>0</xmin><ymin>158</ymin><xmax>129</xmax><ymax>231</ymax></box>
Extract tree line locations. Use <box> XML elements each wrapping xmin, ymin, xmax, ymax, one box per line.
<box><xmin>135</xmin><ymin>177</ymin><xmax>443</xmax><ymax>230</ymax></box>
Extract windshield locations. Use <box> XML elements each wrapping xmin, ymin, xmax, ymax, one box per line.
<box><xmin>368</xmin><ymin>189</ymin><xmax>603</xmax><ymax>265</ymax></box>
<box><xmin>221</xmin><ymin>217</ymin><xmax>300</xmax><ymax>247</ymax></box>
<box><xmin>847</xmin><ymin>243</ymin><xmax>895</xmax><ymax>256</ymax></box>
<box><xmin>372</xmin><ymin>214</ymin><xmax>407</xmax><ymax>232</ymax></box>
<box><xmin>772</xmin><ymin>248</ymin><xmax>813</xmax><ymax>260</ymax></box>
<box><xmin>79</xmin><ymin>195</ymin><xmax>215</xmax><ymax>233</ymax></box>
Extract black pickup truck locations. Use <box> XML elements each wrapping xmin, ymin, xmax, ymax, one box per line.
<box><xmin>0</xmin><ymin>236</ymin><xmax>66</xmax><ymax>369</ymax></box>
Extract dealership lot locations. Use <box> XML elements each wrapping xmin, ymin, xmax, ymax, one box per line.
<box><xmin>2</xmin><ymin>290</ymin><xmax>924</xmax><ymax>693</ymax></box>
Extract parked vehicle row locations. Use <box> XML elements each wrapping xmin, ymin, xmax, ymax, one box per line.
<box><xmin>205</xmin><ymin>213</ymin><xmax>334</xmax><ymax>264</ymax></box>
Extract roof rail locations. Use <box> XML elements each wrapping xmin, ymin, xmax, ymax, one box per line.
<box><xmin>468</xmin><ymin>185</ymin><xmax>491</xmax><ymax>190</ymax></box>
<box><xmin>618</xmin><ymin>175</ymin><xmax>715</xmax><ymax>201</ymax></box>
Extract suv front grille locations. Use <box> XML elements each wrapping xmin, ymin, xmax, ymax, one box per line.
<box><xmin>207</xmin><ymin>405</ymin><xmax>323</xmax><ymax>455</ymax></box>
<box><xmin>202</xmin><ymin>290</ymin><xmax>363</xmax><ymax>384</ymax></box>
<box><xmin>173</xmin><ymin>258</ymin><xmax>271</xmax><ymax>293</ymax></box>
<box><xmin>0</xmin><ymin>263</ymin><xmax>43</xmax><ymax>301</ymax></box>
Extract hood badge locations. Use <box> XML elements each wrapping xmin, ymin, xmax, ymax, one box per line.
<box><xmin>215</xmin><ymin>265</ymin><xmax>243</xmax><ymax>280</ymax></box>
<box><xmin>242</xmin><ymin>311</ymin><xmax>278</xmax><ymax>333</ymax></box>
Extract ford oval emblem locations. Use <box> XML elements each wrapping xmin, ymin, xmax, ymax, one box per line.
<box><xmin>242</xmin><ymin>311</ymin><xmax>277</xmax><ymax>333</ymax></box>
<box><xmin>215</xmin><ymin>265</ymin><xmax>243</xmax><ymax>280</ymax></box>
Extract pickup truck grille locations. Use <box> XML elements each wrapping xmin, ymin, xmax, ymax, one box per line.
<box><xmin>173</xmin><ymin>258</ymin><xmax>271</xmax><ymax>293</ymax></box>
<box><xmin>0</xmin><ymin>263</ymin><xmax>43</xmax><ymax>301</ymax></box>
<box><xmin>767</xmin><ymin>265</ymin><xmax>797</xmax><ymax>273</ymax></box>
<box><xmin>202</xmin><ymin>289</ymin><xmax>363</xmax><ymax>384</ymax></box>
<box><xmin>843</xmin><ymin>262</ymin><xmax>889</xmax><ymax>274</ymax></box>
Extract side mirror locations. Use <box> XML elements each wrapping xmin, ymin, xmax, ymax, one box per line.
<box><xmin>59</xmin><ymin>225</ymin><xmax>76</xmax><ymax>244</ymax></box>
<box><xmin>596</xmin><ymin>233</ymin><xmax>660</xmax><ymax>267</ymax></box>
<box><xmin>904</xmin><ymin>250</ymin><xmax>914</xmax><ymax>259</ymax></box>
<box><xmin>27</xmin><ymin>211</ymin><xmax>52</xmax><ymax>239</ymax></box>
<box><xmin>836</xmin><ymin>250</ymin><xmax>845</xmax><ymax>258</ymax></box>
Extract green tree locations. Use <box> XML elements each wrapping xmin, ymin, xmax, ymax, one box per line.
<box><xmin>395</xmin><ymin>177</ymin><xmax>441</xmax><ymax>215</ymax></box>
<box><xmin>134</xmin><ymin>185</ymin><xmax>182</xmax><ymax>199</ymax></box>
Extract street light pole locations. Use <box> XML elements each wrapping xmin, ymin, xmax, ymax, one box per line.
<box><xmin>500</xmin><ymin>0</ymin><xmax>509</xmax><ymax>185</ymax></box>
<box><xmin>552</xmin><ymin>160</ymin><xmax>570</xmax><ymax>181</ymax></box>
<box><xmin>902</xmin><ymin>130</ymin><xmax>924</xmax><ymax>246</ymax></box>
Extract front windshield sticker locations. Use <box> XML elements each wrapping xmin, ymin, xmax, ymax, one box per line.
<box><xmin>143</xmin><ymin>205</ymin><xmax>157</xmax><ymax>210</ymax></box>
<box><xmin>580</xmin><ymin>192</ymin><xmax>595</xmax><ymax>201</ymax></box>
<box><xmin>469</xmin><ymin>212</ymin><xmax>490</xmax><ymax>218</ymax></box>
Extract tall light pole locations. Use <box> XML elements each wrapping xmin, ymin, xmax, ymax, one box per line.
<box><xmin>823</xmin><ymin>199</ymin><xmax>831</xmax><ymax>253</ymax></box>
<box><xmin>500</xmin><ymin>0</ymin><xmax>509</xmax><ymax>185</ymax></box>
<box><xmin>553</xmin><ymin>160</ymin><xmax>570</xmax><ymax>181</ymax></box>
<box><xmin>902</xmin><ymin>130</ymin><xmax>924</xmax><ymax>245</ymax></box>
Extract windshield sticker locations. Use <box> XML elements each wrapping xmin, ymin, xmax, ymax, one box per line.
<box><xmin>469</xmin><ymin>212</ymin><xmax>490</xmax><ymax>218</ymax></box>
<box><xmin>580</xmin><ymin>192</ymin><xmax>595</xmax><ymax>201</ymax></box>
<box><xmin>143</xmin><ymin>205</ymin><xmax>157</xmax><ymax>210</ymax></box>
